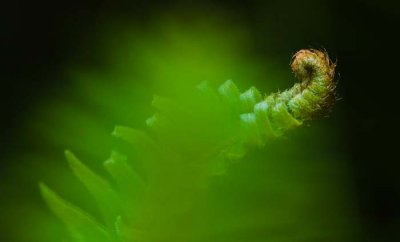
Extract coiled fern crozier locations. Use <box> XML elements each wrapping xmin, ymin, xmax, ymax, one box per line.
<box><xmin>40</xmin><ymin>49</ymin><xmax>336</xmax><ymax>242</ymax></box>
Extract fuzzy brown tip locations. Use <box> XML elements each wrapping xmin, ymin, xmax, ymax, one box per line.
<box><xmin>290</xmin><ymin>49</ymin><xmax>336</xmax><ymax>83</ymax></box>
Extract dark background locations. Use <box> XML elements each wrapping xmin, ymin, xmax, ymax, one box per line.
<box><xmin>2</xmin><ymin>0</ymin><xmax>400</xmax><ymax>241</ymax></box>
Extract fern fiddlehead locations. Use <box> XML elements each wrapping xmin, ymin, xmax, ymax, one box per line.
<box><xmin>40</xmin><ymin>49</ymin><xmax>337</xmax><ymax>242</ymax></box>
<box><xmin>237</xmin><ymin>49</ymin><xmax>336</xmax><ymax>147</ymax></box>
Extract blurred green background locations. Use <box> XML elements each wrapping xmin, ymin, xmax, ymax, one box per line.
<box><xmin>2</xmin><ymin>0</ymin><xmax>400</xmax><ymax>242</ymax></box>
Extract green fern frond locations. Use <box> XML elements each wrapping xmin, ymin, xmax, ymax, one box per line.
<box><xmin>39</xmin><ymin>183</ymin><xmax>111</xmax><ymax>242</ymax></box>
<box><xmin>40</xmin><ymin>49</ymin><xmax>337</xmax><ymax>242</ymax></box>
